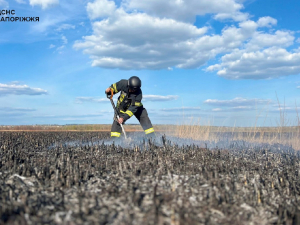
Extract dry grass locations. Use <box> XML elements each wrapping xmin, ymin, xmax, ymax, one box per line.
<box><xmin>168</xmin><ymin>98</ymin><xmax>300</xmax><ymax>150</ymax></box>
<box><xmin>170</xmin><ymin>121</ymin><xmax>300</xmax><ymax>150</ymax></box>
<box><xmin>1</xmin><ymin>124</ymin><xmax>300</xmax><ymax>149</ymax></box>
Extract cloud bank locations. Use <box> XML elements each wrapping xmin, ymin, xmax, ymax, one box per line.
<box><xmin>123</xmin><ymin>0</ymin><xmax>245</xmax><ymax>23</ymax></box>
<box><xmin>161</xmin><ymin>107</ymin><xmax>201</xmax><ymax>112</ymax></box>
<box><xmin>72</xmin><ymin>0</ymin><xmax>300</xmax><ymax>80</ymax></box>
<box><xmin>204</xmin><ymin>97</ymin><xmax>271</xmax><ymax>107</ymax></box>
<box><xmin>143</xmin><ymin>95</ymin><xmax>178</xmax><ymax>102</ymax></box>
<box><xmin>75</xmin><ymin>97</ymin><xmax>108</xmax><ymax>104</ymax></box>
<box><xmin>29</xmin><ymin>0</ymin><xmax>59</xmax><ymax>9</ymax></box>
<box><xmin>0</xmin><ymin>83</ymin><xmax>48</xmax><ymax>96</ymax></box>
<box><xmin>0</xmin><ymin>107</ymin><xmax>36</xmax><ymax>112</ymax></box>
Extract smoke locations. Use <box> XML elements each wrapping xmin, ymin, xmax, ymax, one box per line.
<box><xmin>49</xmin><ymin>132</ymin><xmax>297</xmax><ymax>154</ymax></box>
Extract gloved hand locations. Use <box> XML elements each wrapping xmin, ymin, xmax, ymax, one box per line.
<box><xmin>106</xmin><ymin>92</ymin><xmax>111</xmax><ymax>99</ymax></box>
<box><xmin>105</xmin><ymin>88</ymin><xmax>112</xmax><ymax>99</ymax></box>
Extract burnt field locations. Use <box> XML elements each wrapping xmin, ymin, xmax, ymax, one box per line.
<box><xmin>1</xmin><ymin>131</ymin><xmax>300</xmax><ymax>225</ymax></box>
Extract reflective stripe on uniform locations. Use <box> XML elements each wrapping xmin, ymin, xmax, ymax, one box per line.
<box><xmin>111</xmin><ymin>132</ymin><xmax>121</xmax><ymax>137</ymax></box>
<box><xmin>120</xmin><ymin>94</ymin><xmax>125</xmax><ymax>101</ymax></box>
<box><xmin>145</xmin><ymin>127</ymin><xmax>154</xmax><ymax>134</ymax></box>
<box><xmin>112</xmin><ymin>83</ymin><xmax>118</xmax><ymax>93</ymax></box>
<box><xmin>125</xmin><ymin>110</ymin><xmax>133</xmax><ymax>117</ymax></box>
<box><xmin>120</xmin><ymin>110</ymin><xmax>133</xmax><ymax>117</ymax></box>
<box><xmin>117</xmin><ymin>93</ymin><xmax>125</xmax><ymax>107</ymax></box>
<box><xmin>135</xmin><ymin>102</ymin><xmax>143</xmax><ymax>106</ymax></box>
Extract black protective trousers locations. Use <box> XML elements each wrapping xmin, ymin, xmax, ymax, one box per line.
<box><xmin>111</xmin><ymin>107</ymin><xmax>155</xmax><ymax>138</ymax></box>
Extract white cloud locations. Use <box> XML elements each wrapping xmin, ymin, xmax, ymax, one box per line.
<box><xmin>76</xmin><ymin>8</ymin><xmax>262</xmax><ymax>70</ymax></box>
<box><xmin>204</xmin><ymin>97</ymin><xmax>271</xmax><ymax>106</ymax></box>
<box><xmin>207</xmin><ymin>47</ymin><xmax>300</xmax><ymax>79</ymax></box>
<box><xmin>0</xmin><ymin>107</ymin><xmax>36</xmax><ymax>112</ymax></box>
<box><xmin>15</xmin><ymin>0</ymin><xmax>26</xmax><ymax>3</ymax></box>
<box><xmin>257</xmin><ymin>16</ymin><xmax>277</xmax><ymax>27</ymax></box>
<box><xmin>214</xmin><ymin>11</ymin><xmax>249</xmax><ymax>22</ymax></box>
<box><xmin>62</xmin><ymin>35</ymin><xmax>68</xmax><ymax>44</ymax></box>
<box><xmin>247</xmin><ymin>30</ymin><xmax>294</xmax><ymax>50</ymax></box>
<box><xmin>31</xmin><ymin>16</ymin><xmax>66</xmax><ymax>33</ymax></box>
<box><xmin>270</xmin><ymin>106</ymin><xmax>300</xmax><ymax>113</ymax></box>
<box><xmin>87</xmin><ymin>0</ymin><xmax>116</xmax><ymax>20</ymax></box>
<box><xmin>230</xmin><ymin>106</ymin><xmax>254</xmax><ymax>111</ymax></box>
<box><xmin>29</xmin><ymin>2</ymin><xmax>85</xmax><ymax>33</ymax></box>
<box><xmin>205</xmin><ymin>16</ymin><xmax>299</xmax><ymax>79</ymax></box>
<box><xmin>56</xmin><ymin>24</ymin><xmax>75</xmax><ymax>31</ymax></box>
<box><xmin>74</xmin><ymin>1</ymin><xmax>299</xmax><ymax>80</ymax></box>
<box><xmin>29</xmin><ymin>0</ymin><xmax>59</xmax><ymax>9</ymax></box>
<box><xmin>56</xmin><ymin>45</ymin><xmax>64</xmax><ymax>50</ymax></box>
<box><xmin>56</xmin><ymin>45</ymin><xmax>65</xmax><ymax>53</ymax></box>
<box><xmin>75</xmin><ymin>97</ymin><xmax>108</xmax><ymax>104</ymax></box>
<box><xmin>75</xmin><ymin>3</ymin><xmax>290</xmax><ymax>71</ymax></box>
<box><xmin>124</xmin><ymin>0</ymin><xmax>244</xmax><ymax>23</ymax></box>
<box><xmin>0</xmin><ymin>83</ymin><xmax>48</xmax><ymax>96</ymax></box>
<box><xmin>211</xmin><ymin>106</ymin><xmax>256</xmax><ymax>112</ymax></box>
<box><xmin>49</xmin><ymin>44</ymin><xmax>55</xmax><ymax>49</ymax></box>
<box><xmin>161</xmin><ymin>107</ymin><xmax>201</xmax><ymax>111</ymax></box>
<box><xmin>143</xmin><ymin>95</ymin><xmax>178</xmax><ymax>101</ymax></box>
<box><xmin>0</xmin><ymin>0</ymin><xmax>8</xmax><ymax>8</ymax></box>
<box><xmin>297</xmin><ymin>86</ymin><xmax>300</xmax><ymax>89</ymax></box>
<box><xmin>232</xmin><ymin>106</ymin><xmax>253</xmax><ymax>109</ymax></box>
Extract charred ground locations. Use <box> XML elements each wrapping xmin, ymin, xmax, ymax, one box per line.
<box><xmin>0</xmin><ymin>131</ymin><xmax>300</xmax><ymax>225</ymax></box>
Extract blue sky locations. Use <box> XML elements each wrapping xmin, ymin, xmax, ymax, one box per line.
<box><xmin>1</xmin><ymin>0</ymin><xmax>300</xmax><ymax>127</ymax></box>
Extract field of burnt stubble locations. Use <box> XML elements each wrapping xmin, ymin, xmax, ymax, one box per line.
<box><xmin>1</xmin><ymin>131</ymin><xmax>300</xmax><ymax>225</ymax></box>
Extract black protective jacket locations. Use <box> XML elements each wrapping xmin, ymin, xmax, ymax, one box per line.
<box><xmin>110</xmin><ymin>79</ymin><xmax>143</xmax><ymax>121</ymax></box>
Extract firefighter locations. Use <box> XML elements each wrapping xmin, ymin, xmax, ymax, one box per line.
<box><xmin>105</xmin><ymin>76</ymin><xmax>155</xmax><ymax>139</ymax></box>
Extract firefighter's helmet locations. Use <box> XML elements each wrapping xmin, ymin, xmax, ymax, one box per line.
<box><xmin>128</xmin><ymin>76</ymin><xmax>141</xmax><ymax>90</ymax></box>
